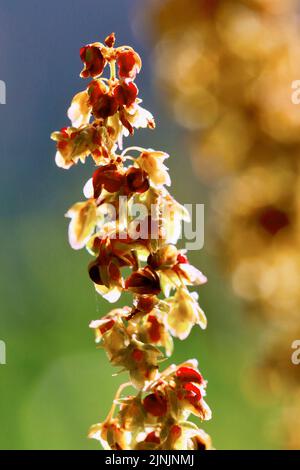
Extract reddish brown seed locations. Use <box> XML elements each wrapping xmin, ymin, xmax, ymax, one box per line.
<box><xmin>175</xmin><ymin>366</ymin><xmax>203</xmax><ymax>384</ymax></box>
<box><xmin>144</xmin><ymin>431</ymin><xmax>160</xmax><ymax>444</ymax></box>
<box><xmin>117</xmin><ymin>50</ymin><xmax>140</xmax><ymax>78</ymax></box>
<box><xmin>148</xmin><ymin>315</ymin><xmax>161</xmax><ymax>342</ymax></box>
<box><xmin>183</xmin><ymin>382</ymin><xmax>202</xmax><ymax>400</ymax></box>
<box><xmin>99</xmin><ymin>319</ymin><xmax>115</xmax><ymax>335</ymax></box>
<box><xmin>136</xmin><ymin>295</ymin><xmax>157</xmax><ymax>313</ymax></box>
<box><xmin>105</xmin><ymin>32</ymin><xmax>116</xmax><ymax>48</ymax></box>
<box><xmin>113</xmin><ymin>81</ymin><xmax>138</xmax><ymax>107</ymax></box>
<box><xmin>80</xmin><ymin>45</ymin><xmax>106</xmax><ymax>78</ymax></box>
<box><xmin>143</xmin><ymin>393</ymin><xmax>167</xmax><ymax>417</ymax></box>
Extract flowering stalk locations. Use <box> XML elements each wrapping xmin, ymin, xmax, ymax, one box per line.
<box><xmin>52</xmin><ymin>33</ymin><xmax>212</xmax><ymax>450</ymax></box>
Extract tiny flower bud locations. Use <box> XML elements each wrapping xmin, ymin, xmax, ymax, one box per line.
<box><xmin>113</xmin><ymin>82</ymin><xmax>138</xmax><ymax>107</ymax></box>
<box><xmin>80</xmin><ymin>45</ymin><xmax>106</xmax><ymax>78</ymax></box>
<box><xmin>105</xmin><ymin>32</ymin><xmax>116</xmax><ymax>48</ymax></box>
<box><xmin>92</xmin><ymin>163</ymin><xmax>124</xmax><ymax>197</ymax></box>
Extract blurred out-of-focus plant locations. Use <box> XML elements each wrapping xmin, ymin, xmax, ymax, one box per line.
<box><xmin>51</xmin><ymin>33</ymin><xmax>213</xmax><ymax>450</ymax></box>
<box><xmin>151</xmin><ymin>0</ymin><xmax>300</xmax><ymax>447</ymax></box>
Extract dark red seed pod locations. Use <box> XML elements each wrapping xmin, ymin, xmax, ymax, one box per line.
<box><xmin>131</xmin><ymin>348</ymin><xmax>144</xmax><ymax>363</ymax></box>
<box><xmin>92</xmin><ymin>164</ymin><xmax>124</xmax><ymax>197</ymax></box>
<box><xmin>144</xmin><ymin>431</ymin><xmax>160</xmax><ymax>444</ymax></box>
<box><xmin>92</xmin><ymin>93</ymin><xmax>119</xmax><ymax>120</ymax></box>
<box><xmin>175</xmin><ymin>366</ymin><xmax>203</xmax><ymax>384</ymax></box>
<box><xmin>148</xmin><ymin>315</ymin><xmax>161</xmax><ymax>343</ymax></box>
<box><xmin>183</xmin><ymin>382</ymin><xmax>202</xmax><ymax>401</ymax></box>
<box><xmin>177</xmin><ymin>253</ymin><xmax>189</xmax><ymax>264</ymax></box>
<box><xmin>87</xmin><ymin>80</ymin><xmax>106</xmax><ymax>105</ymax></box>
<box><xmin>136</xmin><ymin>295</ymin><xmax>157</xmax><ymax>313</ymax></box>
<box><xmin>113</xmin><ymin>82</ymin><xmax>138</xmax><ymax>107</ymax></box>
<box><xmin>143</xmin><ymin>393</ymin><xmax>167</xmax><ymax>417</ymax></box>
<box><xmin>104</xmin><ymin>32</ymin><xmax>115</xmax><ymax>48</ymax></box>
<box><xmin>88</xmin><ymin>259</ymin><xmax>102</xmax><ymax>285</ymax></box>
<box><xmin>170</xmin><ymin>424</ymin><xmax>182</xmax><ymax>440</ymax></box>
<box><xmin>99</xmin><ymin>319</ymin><xmax>115</xmax><ymax>335</ymax></box>
<box><xmin>125</xmin><ymin>267</ymin><xmax>161</xmax><ymax>295</ymax></box>
<box><xmin>80</xmin><ymin>45</ymin><xmax>106</xmax><ymax>78</ymax></box>
<box><xmin>124</xmin><ymin>167</ymin><xmax>149</xmax><ymax>194</ymax></box>
<box><xmin>117</xmin><ymin>50</ymin><xmax>141</xmax><ymax>79</ymax></box>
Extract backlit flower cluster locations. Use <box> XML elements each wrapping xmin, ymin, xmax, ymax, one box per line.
<box><xmin>52</xmin><ymin>33</ymin><xmax>212</xmax><ymax>450</ymax></box>
<box><xmin>89</xmin><ymin>360</ymin><xmax>212</xmax><ymax>450</ymax></box>
<box><xmin>152</xmin><ymin>0</ymin><xmax>300</xmax><ymax>448</ymax></box>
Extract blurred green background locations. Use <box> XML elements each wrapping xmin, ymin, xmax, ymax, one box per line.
<box><xmin>0</xmin><ymin>0</ymin><xmax>280</xmax><ymax>449</ymax></box>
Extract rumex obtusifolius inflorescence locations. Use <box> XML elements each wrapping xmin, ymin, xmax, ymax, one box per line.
<box><xmin>51</xmin><ymin>32</ymin><xmax>212</xmax><ymax>450</ymax></box>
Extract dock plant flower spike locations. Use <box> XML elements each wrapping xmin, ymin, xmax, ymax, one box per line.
<box><xmin>51</xmin><ymin>33</ymin><xmax>212</xmax><ymax>450</ymax></box>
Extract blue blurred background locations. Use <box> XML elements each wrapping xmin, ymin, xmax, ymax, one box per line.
<box><xmin>0</xmin><ymin>0</ymin><xmax>279</xmax><ymax>449</ymax></box>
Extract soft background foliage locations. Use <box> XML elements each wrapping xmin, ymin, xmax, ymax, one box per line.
<box><xmin>0</xmin><ymin>0</ymin><xmax>280</xmax><ymax>449</ymax></box>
